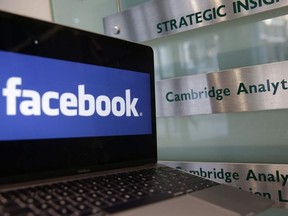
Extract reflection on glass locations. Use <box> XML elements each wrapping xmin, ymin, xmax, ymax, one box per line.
<box><xmin>148</xmin><ymin>15</ymin><xmax>288</xmax><ymax>80</ymax></box>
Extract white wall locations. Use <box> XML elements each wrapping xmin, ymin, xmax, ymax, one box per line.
<box><xmin>0</xmin><ymin>0</ymin><xmax>52</xmax><ymax>21</ymax></box>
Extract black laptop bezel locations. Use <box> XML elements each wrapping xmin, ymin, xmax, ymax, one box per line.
<box><xmin>0</xmin><ymin>11</ymin><xmax>157</xmax><ymax>184</ymax></box>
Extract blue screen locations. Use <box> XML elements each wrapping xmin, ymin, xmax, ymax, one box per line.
<box><xmin>0</xmin><ymin>51</ymin><xmax>152</xmax><ymax>140</ymax></box>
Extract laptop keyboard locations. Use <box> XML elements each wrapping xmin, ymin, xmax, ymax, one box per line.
<box><xmin>0</xmin><ymin>166</ymin><xmax>219</xmax><ymax>216</ymax></box>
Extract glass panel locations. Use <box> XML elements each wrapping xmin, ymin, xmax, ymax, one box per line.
<box><xmin>145</xmin><ymin>11</ymin><xmax>288</xmax><ymax>163</ymax></box>
<box><xmin>51</xmin><ymin>0</ymin><xmax>116</xmax><ymax>34</ymax></box>
<box><xmin>120</xmin><ymin>0</ymin><xmax>150</xmax><ymax>10</ymax></box>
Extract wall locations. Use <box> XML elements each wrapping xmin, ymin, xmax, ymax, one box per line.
<box><xmin>0</xmin><ymin>0</ymin><xmax>51</xmax><ymax>21</ymax></box>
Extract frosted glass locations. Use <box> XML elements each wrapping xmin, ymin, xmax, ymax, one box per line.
<box><xmin>51</xmin><ymin>0</ymin><xmax>116</xmax><ymax>34</ymax></box>
<box><xmin>145</xmin><ymin>9</ymin><xmax>288</xmax><ymax>163</ymax></box>
<box><xmin>120</xmin><ymin>0</ymin><xmax>150</xmax><ymax>10</ymax></box>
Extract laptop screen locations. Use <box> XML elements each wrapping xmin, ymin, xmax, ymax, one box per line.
<box><xmin>0</xmin><ymin>11</ymin><xmax>156</xmax><ymax>183</ymax></box>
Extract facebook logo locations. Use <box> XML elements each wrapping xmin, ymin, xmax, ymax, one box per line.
<box><xmin>3</xmin><ymin>77</ymin><xmax>139</xmax><ymax>117</ymax></box>
<box><xmin>0</xmin><ymin>51</ymin><xmax>152</xmax><ymax>141</ymax></box>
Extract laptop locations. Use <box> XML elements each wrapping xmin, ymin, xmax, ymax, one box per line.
<box><xmin>0</xmin><ymin>11</ymin><xmax>273</xmax><ymax>216</ymax></box>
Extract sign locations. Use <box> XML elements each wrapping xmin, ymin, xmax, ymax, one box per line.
<box><xmin>156</xmin><ymin>61</ymin><xmax>288</xmax><ymax>117</ymax></box>
<box><xmin>103</xmin><ymin>0</ymin><xmax>288</xmax><ymax>42</ymax></box>
<box><xmin>161</xmin><ymin>161</ymin><xmax>288</xmax><ymax>208</ymax></box>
